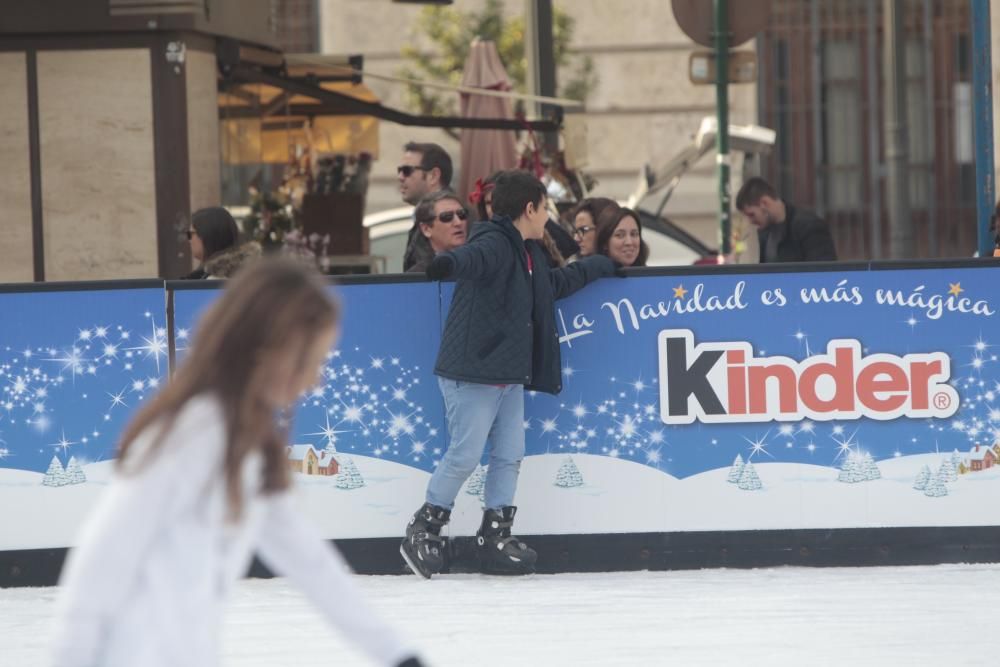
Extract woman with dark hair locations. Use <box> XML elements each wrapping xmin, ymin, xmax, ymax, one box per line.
<box><xmin>469</xmin><ymin>173</ymin><xmax>498</xmax><ymax>222</ymax></box>
<box><xmin>51</xmin><ymin>258</ymin><xmax>425</xmax><ymax>667</ymax></box>
<box><xmin>595</xmin><ymin>206</ymin><xmax>649</xmax><ymax>267</ymax></box>
<box><xmin>184</xmin><ymin>207</ymin><xmax>257</xmax><ymax>279</ymax></box>
<box><xmin>570</xmin><ymin>197</ymin><xmax>619</xmax><ymax>257</ymax></box>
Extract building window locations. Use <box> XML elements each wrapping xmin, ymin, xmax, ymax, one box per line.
<box><xmin>821</xmin><ymin>40</ymin><xmax>862</xmax><ymax>210</ymax></box>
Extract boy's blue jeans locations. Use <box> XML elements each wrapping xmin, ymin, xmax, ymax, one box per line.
<box><xmin>425</xmin><ymin>378</ymin><xmax>525</xmax><ymax>511</ymax></box>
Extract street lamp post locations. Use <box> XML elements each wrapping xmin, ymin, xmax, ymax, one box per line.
<box><xmin>714</xmin><ymin>0</ymin><xmax>732</xmax><ymax>256</ymax></box>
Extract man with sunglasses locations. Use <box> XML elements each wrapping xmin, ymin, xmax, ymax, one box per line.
<box><xmin>406</xmin><ymin>192</ymin><xmax>469</xmax><ymax>273</ymax></box>
<box><xmin>398</xmin><ymin>142</ymin><xmax>454</xmax><ymax>271</ymax></box>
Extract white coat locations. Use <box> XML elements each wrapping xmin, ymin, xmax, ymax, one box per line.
<box><xmin>50</xmin><ymin>394</ymin><xmax>417</xmax><ymax>667</ymax></box>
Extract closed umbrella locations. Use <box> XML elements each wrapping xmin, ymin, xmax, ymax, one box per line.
<box><xmin>458</xmin><ymin>39</ymin><xmax>519</xmax><ymax>211</ymax></box>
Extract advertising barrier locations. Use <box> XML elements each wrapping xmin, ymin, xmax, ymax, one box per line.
<box><xmin>2</xmin><ymin>263</ymin><xmax>999</xmax><ymax>583</ymax></box>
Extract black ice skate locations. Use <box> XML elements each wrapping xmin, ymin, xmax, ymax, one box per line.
<box><xmin>476</xmin><ymin>506</ymin><xmax>537</xmax><ymax>575</ymax></box>
<box><xmin>400</xmin><ymin>502</ymin><xmax>451</xmax><ymax>579</ymax></box>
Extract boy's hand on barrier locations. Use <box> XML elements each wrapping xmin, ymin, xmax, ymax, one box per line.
<box><xmin>426</xmin><ymin>254</ymin><xmax>455</xmax><ymax>281</ymax></box>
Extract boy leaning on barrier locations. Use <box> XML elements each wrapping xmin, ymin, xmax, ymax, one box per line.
<box><xmin>400</xmin><ymin>170</ymin><xmax>616</xmax><ymax>578</ymax></box>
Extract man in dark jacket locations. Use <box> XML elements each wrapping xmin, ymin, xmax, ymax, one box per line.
<box><xmin>399</xmin><ymin>142</ymin><xmax>453</xmax><ymax>272</ymax></box>
<box><xmin>400</xmin><ymin>170</ymin><xmax>615</xmax><ymax>579</ymax></box>
<box><xmin>736</xmin><ymin>177</ymin><xmax>837</xmax><ymax>263</ymax></box>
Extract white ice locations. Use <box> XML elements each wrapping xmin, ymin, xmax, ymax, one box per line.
<box><xmin>1</xmin><ymin>563</ymin><xmax>995</xmax><ymax>666</ymax></box>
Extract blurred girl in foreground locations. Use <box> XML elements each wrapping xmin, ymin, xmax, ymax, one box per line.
<box><xmin>51</xmin><ymin>258</ymin><xmax>425</xmax><ymax>667</ymax></box>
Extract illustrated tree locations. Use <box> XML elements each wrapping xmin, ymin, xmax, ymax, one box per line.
<box><xmin>737</xmin><ymin>461</ymin><xmax>762</xmax><ymax>491</ymax></box>
<box><xmin>466</xmin><ymin>463</ymin><xmax>487</xmax><ymax>498</ymax></box>
<box><xmin>554</xmin><ymin>457</ymin><xmax>584</xmax><ymax>488</ymax></box>
<box><xmin>950</xmin><ymin>449</ymin><xmax>963</xmax><ymax>473</ymax></box>
<box><xmin>335</xmin><ymin>456</ymin><xmax>365</xmax><ymax>490</ymax></box>
<box><xmin>923</xmin><ymin>470</ymin><xmax>948</xmax><ymax>498</ymax></box>
<box><xmin>42</xmin><ymin>456</ymin><xmax>67</xmax><ymax>487</ymax></box>
<box><xmin>727</xmin><ymin>454</ymin><xmax>745</xmax><ymax>484</ymax></box>
<box><xmin>938</xmin><ymin>457</ymin><xmax>958</xmax><ymax>483</ymax></box>
<box><xmin>861</xmin><ymin>452</ymin><xmax>881</xmax><ymax>481</ymax></box>
<box><xmin>837</xmin><ymin>454</ymin><xmax>865</xmax><ymax>483</ymax></box>
<box><xmin>64</xmin><ymin>456</ymin><xmax>87</xmax><ymax>485</ymax></box>
<box><xmin>912</xmin><ymin>465</ymin><xmax>932</xmax><ymax>491</ymax></box>
<box><xmin>398</xmin><ymin>0</ymin><xmax>597</xmax><ymax>139</ymax></box>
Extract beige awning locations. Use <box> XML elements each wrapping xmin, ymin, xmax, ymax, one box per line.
<box><xmin>219</xmin><ymin>68</ymin><xmax>380</xmax><ymax>164</ymax></box>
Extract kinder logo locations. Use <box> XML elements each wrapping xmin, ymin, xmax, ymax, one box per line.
<box><xmin>657</xmin><ymin>329</ymin><xmax>959</xmax><ymax>425</ymax></box>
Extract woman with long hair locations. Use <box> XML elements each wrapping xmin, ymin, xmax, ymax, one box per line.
<box><xmin>595</xmin><ymin>206</ymin><xmax>649</xmax><ymax>267</ymax></box>
<box><xmin>51</xmin><ymin>258</ymin><xmax>424</xmax><ymax>667</ymax></box>
<box><xmin>184</xmin><ymin>207</ymin><xmax>259</xmax><ymax>279</ymax></box>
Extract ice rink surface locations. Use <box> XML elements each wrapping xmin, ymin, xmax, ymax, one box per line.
<box><xmin>2</xmin><ymin>563</ymin><xmax>995</xmax><ymax>666</ymax></box>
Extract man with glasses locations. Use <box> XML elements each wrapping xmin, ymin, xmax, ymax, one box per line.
<box><xmin>406</xmin><ymin>192</ymin><xmax>469</xmax><ymax>273</ymax></box>
<box><xmin>398</xmin><ymin>142</ymin><xmax>454</xmax><ymax>271</ymax></box>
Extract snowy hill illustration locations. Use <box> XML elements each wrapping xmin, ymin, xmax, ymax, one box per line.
<box><xmin>3</xmin><ymin>451</ymin><xmax>1000</xmax><ymax>551</ymax></box>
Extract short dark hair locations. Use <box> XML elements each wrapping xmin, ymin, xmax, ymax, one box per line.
<box><xmin>735</xmin><ymin>177</ymin><xmax>779</xmax><ymax>210</ymax></box>
<box><xmin>595</xmin><ymin>206</ymin><xmax>649</xmax><ymax>267</ymax></box>
<box><xmin>414</xmin><ymin>190</ymin><xmax>464</xmax><ymax>226</ymax></box>
<box><xmin>490</xmin><ymin>170</ymin><xmax>547</xmax><ymax>221</ymax></box>
<box><xmin>192</xmin><ymin>207</ymin><xmax>240</xmax><ymax>259</ymax></box>
<box><xmin>404</xmin><ymin>141</ymin><xmax>453</xmax><ymax>187</ymax></box>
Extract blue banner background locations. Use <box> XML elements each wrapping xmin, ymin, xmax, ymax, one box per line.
<box><xmin>530</xmin><ymin>267</ymin><xmax>996</xmax><ymax>478</ymax></box>
<box><xmin>0</xmin><ymin>287</ymin><xmax>167</xmax><ymax>472</ymax></box>
<box><xmin>2</xmin><ymin>267</ymin><xmax>996</xmax><ymax>479</ymax></box>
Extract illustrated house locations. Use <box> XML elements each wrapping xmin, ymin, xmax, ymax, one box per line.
<box><xmin>967</xmin><ymin>444</ymin><xmax>996</xmax><ymax>472</ymax></box>
<box><xmin>317</xmin><ymin>450</ymin><xmax>340</xmax><ymax>477</ymax></box>
<box><xmin>287</xmin><ymin>444</ymin><xmax>319</xmax><ymax>475</ymax></box>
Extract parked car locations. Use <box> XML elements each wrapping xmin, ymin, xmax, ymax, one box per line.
<box><xmin>366</xmin><ymin>117</ymin><xmax>775</xmax><ymax>272</ymax></box>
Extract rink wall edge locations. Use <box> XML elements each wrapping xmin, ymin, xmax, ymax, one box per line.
<box><xmin>4</xmin><ymin>526</ymin><xmax>1000</xmax><ymax>587</ymax></box>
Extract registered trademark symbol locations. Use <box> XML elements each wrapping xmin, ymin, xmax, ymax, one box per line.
<box><xmin>933</xmin><ymin>392</ymin><xmax>952</xmax><ymax>410</ymax></box>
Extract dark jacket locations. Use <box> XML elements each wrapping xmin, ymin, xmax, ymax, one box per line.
<box><xmin>758</xmin><ymin>202</ymin><xmax>837</xmax><ymax>263</ymax></box>
<box><xmin>403</xmin><ymin>225</ymin><xmax>434</xmax><ymax>272</ymax></box>
<box><xmin>434</xmin><ymin>216</ymin><xmax>615</xmax><ymax>394</ymax></box>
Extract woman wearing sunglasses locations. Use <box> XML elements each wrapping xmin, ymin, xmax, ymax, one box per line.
<box><xmin>406</xmin><ymin>191</ymin><xmax>469</xmax><ymax>273</ymax></box>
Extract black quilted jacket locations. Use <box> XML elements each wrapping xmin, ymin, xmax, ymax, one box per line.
<box><xmin>434</xmin><ymin>217</ymin><xmax>615</xmax><ymax>394</ymax></box>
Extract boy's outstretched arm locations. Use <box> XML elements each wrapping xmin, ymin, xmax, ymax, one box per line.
<box><xmin>426</xmin><ymin>227</ymin><xmax>510</xmax><ymax>281</ymax></box>
<box><xmin>549</xmin><ymin>254</ymin><xmax>616</xmax><ymax>300</ymax></box>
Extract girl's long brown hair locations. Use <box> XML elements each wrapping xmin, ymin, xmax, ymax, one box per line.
<box><xmin>117</xmin><ymin>258</ymin><xmax>338</xmax><ymax>518</ymax></box>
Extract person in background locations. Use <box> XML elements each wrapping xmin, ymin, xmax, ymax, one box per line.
<box><xmin>399</xmin><ymin>142</ymin><xmax>454</xmax><ymax>272</ymax></box>
<box><xmin>470</xmin><ymin>174</ymin><xmax>498</xmax><ymax>223</ymax></box>
<box><xmin>735</xmin><ymin>177</ymin><xmax>837</xmax><ymax>263</ymax></box>
<box><xmin>51</xmin><ymin>258</ymin><xmax>425</xmax><ymax>667</ymax></box>
<box><xmin>595</xmin><ymin>206</ymin><xmax>649</xmax><ymax>268</ymax></box>
<box><xmin>570</xmin><ymin>198</ymin><xmax>619</xmax><ymax>258</ymax></box>
<box><xmin>400</xmin><ymin>170</ymin><xmax>615</xmax><ymax>579</ymax></box>
<box><xmin>183</xmin><ymin>207</ymin><xmax>243</xmax><ymax>279</ymax></box>
<box><xmin>406</xmin><ymin>192</ymin><xmax>469</xmax><ymax>273</ymax></box>
<box><xmin>989</xmin><ymin>199</ymin><xmax>1000</xmax><ymax>257</ymax></box>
